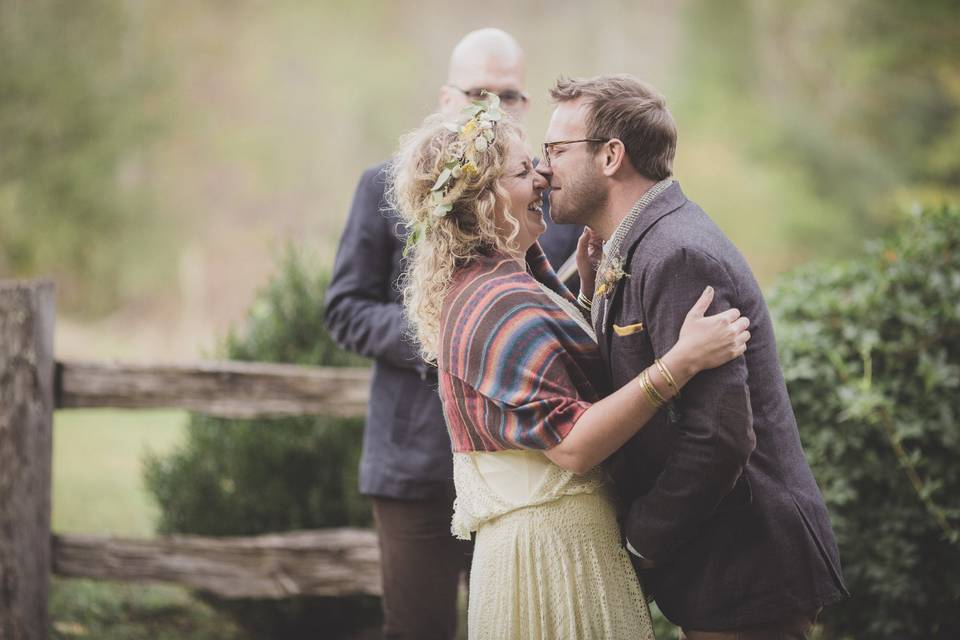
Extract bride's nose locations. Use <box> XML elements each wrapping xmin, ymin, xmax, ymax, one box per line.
<box><xmin>533</xmin><ymin>169</ymin><xmax>548</xmax><ymax>191</ymax></box>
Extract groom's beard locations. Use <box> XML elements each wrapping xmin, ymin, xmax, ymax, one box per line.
<box><xmin>550</xmin><ymin>167</ymin><xmax>608</xmax><ymax>227</ymax></box>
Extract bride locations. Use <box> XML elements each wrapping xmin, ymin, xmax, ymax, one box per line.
<box><xmin>389</xmin><ymin>96</ymin><xmax>751</xmax><ymax>639</ymax></box>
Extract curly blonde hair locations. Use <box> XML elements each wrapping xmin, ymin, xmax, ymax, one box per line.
<box><xmin>388</xmin><ymin>112</ymin><xmax>526</xmax><ymax>363</ymax></box>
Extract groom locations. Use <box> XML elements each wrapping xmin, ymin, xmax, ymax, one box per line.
<box><xmin>539</xmin><ymin>75</ymin><xmax>849</xmax><ymax>639</ymax></box>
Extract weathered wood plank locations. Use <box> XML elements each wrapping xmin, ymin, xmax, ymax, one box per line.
<box><xmin>0</xmin><ymin>279</ymin><xmax>55</xmax><ymax>640</ymax></box>
<box><xmin>51</xmin><ymin>529</ymin><xmax>382</xmax><ymax>599</ymax></box>
<box><xmin>56</xmin><ymin>360</ymin><xmax>371</xmax><ymax>418</ymax></box>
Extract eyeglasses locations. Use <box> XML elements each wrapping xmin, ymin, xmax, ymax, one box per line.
<box><xmin>447</xmin><ymin>85</ymin><xmax>529</xmax><ymax>107</ymax></box>
<box><xmin>541</xmin><ymin>138</ymin><xmax>610</xmax><ymax>166</ymax></box>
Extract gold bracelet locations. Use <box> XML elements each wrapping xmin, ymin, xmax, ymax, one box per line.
<box><xmin>637</xmin><ymin>370</ymin><xmax>657</xmax><ymax>407</ymax></box>
<box><xmin>577</xmin><ymin>291</ymin><xmax>593</xmax><ymax>310</ymax></box>
<box><xmin>645</xmin><ymin>368</ymin><xmax>668</xmax><ymax>406</ymax></box>
<box><xmin>637</xmin><ymin>368</ymin><xmax>665</xmax><ymax>409</ymax></box>
<box><xmin>655</xmin><ymin>358</ymin><xmax>681</xmax><ymax>399</ymax></box>
<box><xmin>642</xmin><ymin>369</ymin><xmax>666</xmax><ymax>408</ymax></box>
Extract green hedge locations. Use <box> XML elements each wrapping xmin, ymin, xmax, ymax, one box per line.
<box><xmin>769</xmin><ymin>204</ymin><xmax>960</xmax><ymax>639</ymax></box>
<box><xmin>143</xmin><ymin>248</ymin><xmax>378</xmax><ymax>639</ymax></box>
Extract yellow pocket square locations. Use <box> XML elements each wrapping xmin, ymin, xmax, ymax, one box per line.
<box><xmin>612</xmin><ymin>321</ymin><xmax>645</xmax><ymax>336</ymax></box>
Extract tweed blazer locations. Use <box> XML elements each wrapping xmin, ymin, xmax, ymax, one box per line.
<box><xmin>594</xmin><ymin>181</ymin><xmax>848</xmax><ymax>629</ymax></box>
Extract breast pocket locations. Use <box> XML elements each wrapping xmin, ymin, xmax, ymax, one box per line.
<box><xmin>610</xmin><ymin>318</ymin><xmax>656</xmax><ymax>382</ymax></box>
<box><xmin>612</xmin><ymin>321</ymin><xmax>645</xmax><ymax>336</ymax></box>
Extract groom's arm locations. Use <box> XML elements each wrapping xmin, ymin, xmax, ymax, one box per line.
<box><xmin>623</xmin><ymin>246</ymin><xmax>756</xmax><ymax>565</ymax></box>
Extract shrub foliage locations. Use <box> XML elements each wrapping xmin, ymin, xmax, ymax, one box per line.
<box><xmin>769</xmin><ymin>204</ymin><xmax>960</xmax><ymax>638</ymax></box>
<box><xmin>144</xmin><ymin>248</ymin><xmax>376</xmax><ymax>639</ymax></box>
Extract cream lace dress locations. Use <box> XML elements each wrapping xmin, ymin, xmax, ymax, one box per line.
<box><xmin>450</xmin><ymin>284</ymin><xmax>655</xmax><ymax>640</ymax></box>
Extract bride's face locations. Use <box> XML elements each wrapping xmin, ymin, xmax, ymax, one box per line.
<box><xmin>498</xmin><ymin>140</ymin><xmax>548</xmax><ymax>253</ymax></box>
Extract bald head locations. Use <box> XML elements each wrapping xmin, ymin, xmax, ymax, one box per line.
<box><xmin>440</xmin><ymin>28</ymin><xmax>529</xmax><ymax>120</ymax></box>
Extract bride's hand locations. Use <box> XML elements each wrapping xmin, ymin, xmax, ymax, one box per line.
<box><xmin>671</xmin><ymin>286</ymin><xmax>751</xmax><ymax>375</ymax></box>
<box><xmin>576</xmin><ymin>228</ymin><xmax>603</xmax><ymax>299</ymax></box>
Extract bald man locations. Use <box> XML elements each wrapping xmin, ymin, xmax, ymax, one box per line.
<box><xmin>440</xmin><ymin>28</ymin><xmax>529</xmax><ymax>117</ymax></box>
<box><xmin>324</xmin><ymin>29</ymin><xmax>581</xmax><ymax>640</ymax></box>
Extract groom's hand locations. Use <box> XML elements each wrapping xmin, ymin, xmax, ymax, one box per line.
<box><xmin>575</xmin><ymin>228</ymin><xmax>602</xmax><ymax>299</ymax></box>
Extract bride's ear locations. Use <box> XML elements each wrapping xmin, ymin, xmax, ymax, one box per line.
<box><xmin>601</xmin><ymin>139</ymin><xmax>628</xmax><ymax>177</ymax></box>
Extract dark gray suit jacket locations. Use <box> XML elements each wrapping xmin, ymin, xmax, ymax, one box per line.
<box><xmin>325</xmin><ymin>161</ymin><xmax>581</xmax><ymax>499</ymax></box>
<box><xmin>594</xmin><ymin>182</ymin><xmax>848</xmax><ymax>629</ymax></box>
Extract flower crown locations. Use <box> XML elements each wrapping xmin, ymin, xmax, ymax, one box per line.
<box><xmin>428</xmin><ymin>92</ymin><xmax>505</xmax><ymax>218</ymax></box>
<box><xmin>401</xmin><ymin>94</ymin><xmax>505</xmax><ymax>258</ymax></box>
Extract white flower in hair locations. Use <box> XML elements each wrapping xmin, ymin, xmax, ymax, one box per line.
<box><xmin>427</xmin><ymin>92</ymin><xmax>504</xmax><ymax>218</ymax></box>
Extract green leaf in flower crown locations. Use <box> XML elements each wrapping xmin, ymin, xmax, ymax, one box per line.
<box><xmin>486</xmin><ymin>92</ymin><xmax>501</xmax><ymax>109</ymax></box>
<box><xmin>431</xmin><ymin>168</ymin><xmax>452</xmax><ymax>191</ymax></box>
<box><xmin>402</xmin><ymin>223</ymin><xmax>422</xmax><ymax>258</ymax></box>
<box><xmin>443</xmin><ymin>122</ymin><xmax>459</xmax><ymax>132</ymax></box>
<box><xmin>463</xmin><ymin>104</ymin><xmax>484</xmax><ymax>118</ymax></box>
<box><xmin>432</xmin><ymin>190</ymin><xmax>444</xmax><ymax>204</ymax></box>
<box><xmin>431</xmin><ymin>202</ymin><xmax>453</xmax><ymax>218</ymax></box>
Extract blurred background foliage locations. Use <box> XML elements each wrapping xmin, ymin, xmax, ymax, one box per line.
<box><xmin>2</xmin><ymin>0</ymin><xmax>957</xmax><ymax>349</ymax></box>
<box><xmin>0</xmin><ymin>0</ymin><xmax>170</xmax><ymax>314</ymax></box>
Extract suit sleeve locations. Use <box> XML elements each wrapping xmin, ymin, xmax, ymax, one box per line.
<box><xmin>623</xmin><ymin>247</ymin><xmax>756</xmax><ymax>563</ymax></box>
<box><xmin>323</xmin><ymin>165</ymin><xmax>425</xmax><ymax>371</ymax></box>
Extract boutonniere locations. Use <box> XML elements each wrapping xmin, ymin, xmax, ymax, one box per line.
<box><xmin>594</xmin><ymin>254</ymin><xmax>629</xmax><ymax>298</ymax></box>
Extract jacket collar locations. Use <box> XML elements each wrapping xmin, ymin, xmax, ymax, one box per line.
<box><xmin>616</xmin><ymin>180</ymin><xmax>687</xmax><ymax>256</ymax></box>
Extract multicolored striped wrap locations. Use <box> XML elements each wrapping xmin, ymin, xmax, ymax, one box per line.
<box><xmin>438</xmin><ymin>243</ymin><xmax>606</xmax><ymax>452</ymax></box>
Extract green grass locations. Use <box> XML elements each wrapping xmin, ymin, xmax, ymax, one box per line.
<box><xmin>53</xmin><ymin>409</ymin><xmax>185</xmax><ymax>536</ymax></box>
<box><xmin>49</xmin><ymin>579</ymin><xmax>250</xmax><ymax>640</ymax></box>
<box><xmin>51</xmin><ymin>409</ymin><xmax>250</xmax><ymax>639</ymax></box>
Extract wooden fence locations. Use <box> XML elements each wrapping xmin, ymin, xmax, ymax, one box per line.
<box><xmin>0</xmin><ymin>279</ymin><xmax>380</xmax><ymax>640</ymax></box>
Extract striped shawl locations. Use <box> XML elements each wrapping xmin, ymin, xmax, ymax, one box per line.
<box><xmin>438</xmin><ymin>243</ymin><xmax>606</xmax><ymax>452</ymax></box>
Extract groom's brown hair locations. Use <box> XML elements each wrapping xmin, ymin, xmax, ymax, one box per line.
<box><xmin>550</xmin><ymin>75</ymin><xmax>676</xmax><ymax>181</ymax></box>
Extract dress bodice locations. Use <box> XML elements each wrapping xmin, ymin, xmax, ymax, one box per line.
<box><xmin>451</xmin><ymin>450</ymin><xmax>607</xmax><ymax>539</ymax></box>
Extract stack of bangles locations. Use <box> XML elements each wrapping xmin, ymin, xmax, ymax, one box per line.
<box><xmin>637</xmin><ymin>358</ymin><xmax>682</xmax><ymax>409</ymax></box>
<box><xmin>577</xmin><ymin>291</ymin><xmax>593</xmax><ymax>311</ymax></box>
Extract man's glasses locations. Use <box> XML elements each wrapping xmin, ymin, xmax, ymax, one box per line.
<box><xmin>447</xmin><ymin>85</ymin><xmax>529</xmax><ymax>107</ymax></box>
<box><xmin>541</xmin><ymin>138</ymin><xmax>610</xmax><ymax>166</ymax></box>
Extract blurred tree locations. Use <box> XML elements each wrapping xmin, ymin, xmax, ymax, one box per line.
<box><xmin>756</xmin><ymin>1</ymin><xmax>959</xmax><ymax>200</ymax></box>
<box><xmin>0</xmin><ymin>0</ymin><xmax>167</xmax><ymax>314</ymax></box>
<box><xmin>681</xmin><ymin>0</ymin><xmax>960</xmax><ymax>249</ymax></box>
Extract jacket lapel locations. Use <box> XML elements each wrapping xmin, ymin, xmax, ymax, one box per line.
<box><xmin>594</xmin><ymin>182</ymin><xmax>688</xmax><ymax>367</ymax></box>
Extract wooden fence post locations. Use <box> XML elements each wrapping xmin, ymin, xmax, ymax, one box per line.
<box><xmin>0</xmin><ymin>280</ymin><xmax>55</xmax><ymax>640</ymax></box>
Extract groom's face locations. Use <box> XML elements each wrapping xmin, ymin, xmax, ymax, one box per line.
<box><xmin>540</xmin><ymin>100</ymin><xmax>607</xmax><ymax>226</ymax></box>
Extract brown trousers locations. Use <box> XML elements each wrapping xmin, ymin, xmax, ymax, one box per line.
<box><xmin>372</xmin><ymin>495</ymin><xmax>473</xmax><ymax>640</ymax></box>
<box><xmin>679</xmin><ymin>609</ymin><xmax>820</xmax><ymax>640</ymax></box>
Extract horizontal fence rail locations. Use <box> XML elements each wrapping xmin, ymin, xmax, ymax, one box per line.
<box><xmin>55</xmin><ymin>359</ymin><xmax>372</xmax><ymax>419</ymax></box>
<box><xmin>51</xmin><ymin>529</ymin><xmax>382</xmax><ymax>598</ymax></box>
